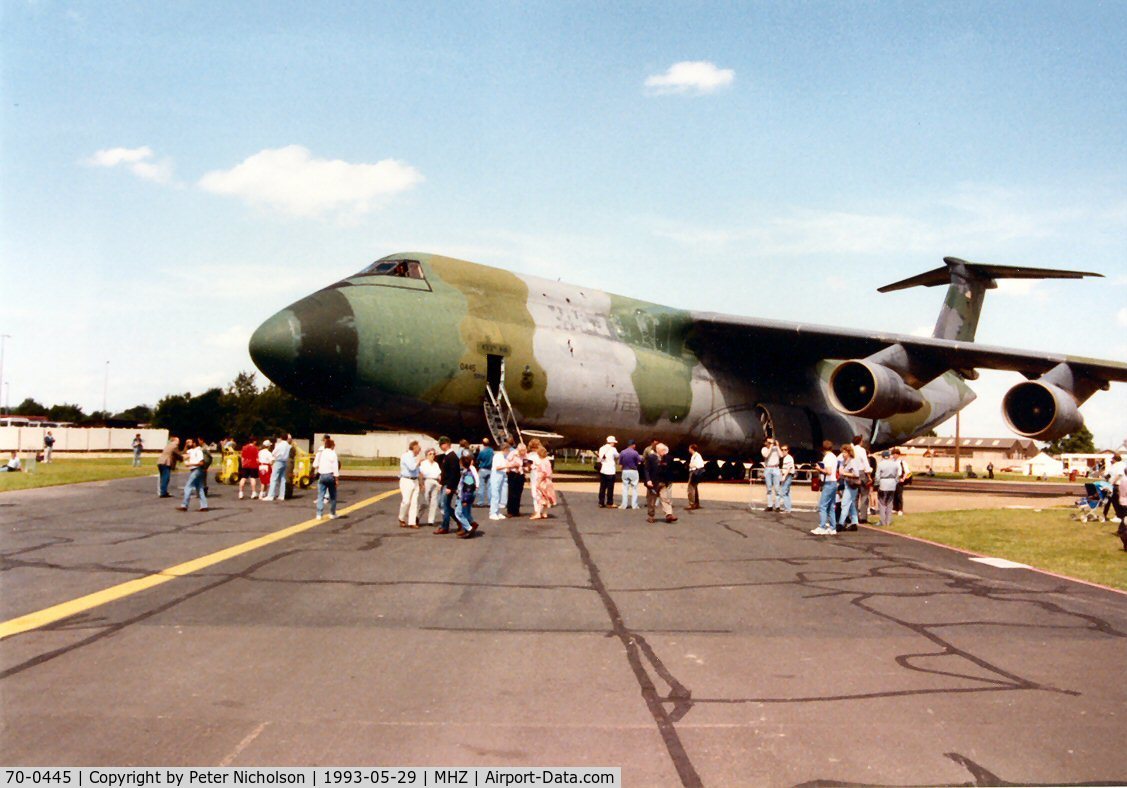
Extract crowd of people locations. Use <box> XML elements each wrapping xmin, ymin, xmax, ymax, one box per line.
<box><xmin>154</xmin><ymin>432</ymin><xmax>341</xmax><ymax>519</ymax></box>
<box><xmin>391</xmin><ymin>431</ymin><xmax>912</xmax><ymax>535</ymax></box>
<box><xmin>69</xmin><ymin>426</ymin><xmax>1124</xmax><ymax>541</ymax></box>
<box><xmin>393</xmin><ymin>435</ymin><xmax>685</xmax><ymax>537</ymax></box>
<box><xmin>397</xmin><ymin>436</ymin><xmax>561</xmax><ymax>538</ymax></box>
<box><xmin>806</xmin><ymin>437</ymin><xmax>912</xmax><ymax>535</ymax></box>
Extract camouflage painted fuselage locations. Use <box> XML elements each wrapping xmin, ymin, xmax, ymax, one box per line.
<box><xmin>249</xmin><ymin>253</ymin><xmax>974</xmax><ymax>455</ymax></box>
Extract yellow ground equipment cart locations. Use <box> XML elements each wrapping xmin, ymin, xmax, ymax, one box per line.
<box><xmin>291</xmin><ymin>446</ymin><xmax>313</xmax><ymax>489</ymax></box>
<box><xmin>216</xmin><ymin>446</ymin><xmax>241</xmax><ymax>485</ymax></box>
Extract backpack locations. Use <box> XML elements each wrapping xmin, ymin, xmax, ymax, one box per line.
<box><xmin>200</xmin><ymin>446</ymin><xmax>213</xmax><ymax>470</ymax></box>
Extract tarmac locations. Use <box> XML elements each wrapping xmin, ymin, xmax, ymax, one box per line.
<box><xmin>1</xmin><ymin>476</ymin><xmax>1125</xmax><ymax>786</ymax></box>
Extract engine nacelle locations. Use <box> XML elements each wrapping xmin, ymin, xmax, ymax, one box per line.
<box><xmin>1002</xmin><ymin>380</ymin><xmax>1083</xmax><ymax>441</ymax></box>
<box><xmin>829</xmin><ymin>360</ymin><xmax>926</xmax><ymax>420</ymax></box>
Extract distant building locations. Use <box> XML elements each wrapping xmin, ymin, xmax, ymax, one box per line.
<box><xmin>898</xmin><ymin>436</ymin><xmax>1039</xmax><ymax>473</ymax></box>
<box><xmin>1060</xmin><ymin>452</ymin><xmax>1115</xmax><ymax>476</ymax></box>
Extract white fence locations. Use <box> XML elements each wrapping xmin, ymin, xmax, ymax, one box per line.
<box><xmin>331</xmin><ymin>432</ymin><xmax>435</xmax><ymax>458</ymax></box>
<box><xmin>0</xmin><ymin>427</ymin><xmax>170</xmax><ymax>453</ymax></box>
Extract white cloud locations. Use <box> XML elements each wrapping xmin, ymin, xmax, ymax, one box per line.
<box><xmin>197</xmin><ymin>145</ymin><xmax>423</xmax><ymax>219</ymax></box>
<box><xmin>645</xmin><ymin>61</ymin><xmax>734</xmax><ymax>95</ymax></box>
<box><xmin>994</xmin><ymin>278</ymin><xmax>1048</xmax><ymax>303</ymax></box>
<box><xmin>204</xmin><ymin>324</ymin><xmax>253</xmax><ymax>351</ymax></box>
<box><xmin>648</xmin><ymin>184</ymin><xmax>1124</xmax><ymax>260</ymax></box>
<box><xmin>1117</xmin><ymin>307</ymin><xmax>1127</xmax><ymax>327</ymax></box>
<box><xmin>85</xmin><ymin>146</ymin><xmax>174</xmax><ymax>184</ymax></box>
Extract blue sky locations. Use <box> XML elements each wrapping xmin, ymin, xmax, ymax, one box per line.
<box><xmin>2</xmin><ymin>0</ymin><xmax>1125</xmax><ymax>446</ymax></box>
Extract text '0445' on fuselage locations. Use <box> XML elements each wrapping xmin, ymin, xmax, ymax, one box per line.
<box><xmin>249</xmin><ymin>253</ymin><xmax>1127</xmax><ymax>457</ymax></box>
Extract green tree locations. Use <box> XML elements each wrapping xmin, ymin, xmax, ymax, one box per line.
<box><xmin>48</xmin><ymin>403</ymin><xmax>86</xmax><ymax>423</ymax></box>
<box><xmin>114</xmin><ymin>404</ymin><xmax>154</xmax><ymax>424</ymax></box>
<box><xmin>152</xmin><ymin>389</ymin><xmax>232</xmax><ymax>441</ymax></box>
<box><xmin>13</xmin><ymin>398</ymin><xmax>49</xmax><ymax>417</ymax></box>
<box><xmin>1044</xmin><ymin>425</ymin><xmax>1096</xmax><ymax>455</ymax></box>
<box><xmin>221</xmin><ymin>371</ymin><xmax>262</xmax><ymax>440</ymax></box>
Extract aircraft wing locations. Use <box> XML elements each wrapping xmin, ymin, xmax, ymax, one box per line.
<box><xmin>685</xmin><ymin>312</ymin><xmax>1127</xmax><ymax>382</ymax></box>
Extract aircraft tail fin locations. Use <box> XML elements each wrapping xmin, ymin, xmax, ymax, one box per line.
<box><xmin>878</xmin><ymin>257</ymin><xmax>1102</xmax><ymax>342</ymax></box>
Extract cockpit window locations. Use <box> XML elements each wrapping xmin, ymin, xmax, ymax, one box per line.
<box><xmin>357</xmin><ymin>259</ymin><xmax>425</xmax><ymax>280</ymax></box>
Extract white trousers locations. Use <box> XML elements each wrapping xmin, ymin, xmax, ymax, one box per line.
<box><xmin>398</xmin><ymin>478</ymin><xmax>420</xmax><ymax>525</ymax></box>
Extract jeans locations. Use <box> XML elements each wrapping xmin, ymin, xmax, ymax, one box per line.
<box><xmin>439</xmin><ymin>487</ymin><xmax>457</xmax><ymax>529</ymax></box>
<box><xmin>818</xmin><ymin>480</ymin><xmax>839</xmax><ymax>530</ymax></box>
<box><xmin>779</xmin><ymin>474</ymin><xmax>793</xmax><ymax>512</ymax></box>
<box><xmin>476</xmin><ymin>468</ymin><xmax>491</xmax><ymax>506</ymax></box>
<box><xmin>132</xmin><ymin>448</ymin><xmax>142</xmax><ymax>467</ymax></box>
<box><xmin>454</xmin><ymin>496</ymin><xmax>474</xmax><ymax>532</ymax></box>
<box><xmin>269</xmin><ymin>460</ymin><xmax>288</xmax><ymax>499</ymax></box>
<box><xmin>620</xmin><ymin>469</ymin><xmax>639</xmax><ymax>508</ymax></box>
<box><xmin>158</xmin><ymin>464</ymin><xmax>172</xmax><ymax>496</ymax></box>
<box><xmin>316</xmin><ymin>474</ymin><xmax>337</xmax><ymax>516</ymax></box>
<box><xmin>489</xmin><ymin>471</ymin><xmax>507</xmax><ymax>517</ymax></box>
<box><xmin>839</xmin><ymin>483</ymin><xmax>859</xmax><ymax>526</ymax></box>
<box><xmin>598</xmin><ymin>473</ymin><xmax>616</xmax><ymax>506</ymax></box>
<box><xmin>182</xmin><ymin>467</ymin><xmax>208</xmax><ymax>509</ymax></box>
<box><xmin>763</xmin><ymin>466</ymin><xmax>781</xmax><ymax>508</ymax></box>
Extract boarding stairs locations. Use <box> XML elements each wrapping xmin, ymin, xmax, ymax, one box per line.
<box><xmin>484</xmin><ymin>385</ymin><xmax>523</xmax><ymax>447</ymax></box>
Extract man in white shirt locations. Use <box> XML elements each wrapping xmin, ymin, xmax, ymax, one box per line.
<box><xmin>178</xmin><ymin>439</ymin><xmax>209</xmax><ymax>512</ymax></box>
<box><xmin>597</xmin><ymin>436</ymin><xmax>619</xmax><ymax>508</ymax></box>
<box><xmin>893</xmin><ymin>449</ymin><xmax>911</xmax><ymax>515</ymax></box>
<box><xmin>1104</xmin><ymin>453</ymin><xmax>1124</xmax><ymax>522</ymax></box>
<box><xmin>1</xmin><ymin>452</ymin><xmax>22</xmax><ymax>472</ymax></box>
<box><xmin>398</xmin><ymin>440</ymin><xmax>422</xmax><ymax>528</ymax></box>
<box><xmin>761</xmin><ymin>438</ymin><xmax>782</xmax><ymax>511</ymax></box>
<box><xmin>264</xmin><ymin>434</ymin><xmax>292</xmax><ymax>501</ymax></box>
<box><xmin>812</xmin><ymin>440</ymin><xmax>840</xmax><ymax>535</ymax></box>
<box><xmin>489</xmin><ymin>440</ymin><xmax>511</xmax><ymax>520</ymax></box>
<box><xmin>852</xmin><ymin>435</ymin><xmax>871</xmax><ymax>523</ymax></box>
<box><xmin>778</xmin><ymin>444</ymin><xmax>796</xmax><ymax>513</ymax></box>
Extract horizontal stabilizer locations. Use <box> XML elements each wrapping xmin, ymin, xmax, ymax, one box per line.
<box><xmin>878</xmin><ymin>257</ymin><xmax>1102</xmax><ymax>293</ymax></box>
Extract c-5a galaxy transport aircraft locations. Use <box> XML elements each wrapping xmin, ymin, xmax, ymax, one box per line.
<box><xmin>249</xmin><ymin>253</ymin><xmax>1127</xmax><ymax>458</ymax></box>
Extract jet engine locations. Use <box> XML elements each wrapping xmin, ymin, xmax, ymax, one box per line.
<box><xmin>1002</xmin><ymin>379</ymin><xmax>1083</xmax><ymax>441</ymax></box>
<box><xmin>829</xmin><ymin>359</ymin><xmax>926</xmax><ymax>420</ymax></box>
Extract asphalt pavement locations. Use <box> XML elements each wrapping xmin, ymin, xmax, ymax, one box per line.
<box><xmin>1</xmin><ymin>476</ymin><xmax>1125</xmax><ymax>786</ymax></box>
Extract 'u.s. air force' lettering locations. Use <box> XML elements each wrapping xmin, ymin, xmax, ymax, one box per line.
<box><xmin>249</xmin><ymin>252</ymin><xmax>1126</xmax><ymax>458</ymax></box>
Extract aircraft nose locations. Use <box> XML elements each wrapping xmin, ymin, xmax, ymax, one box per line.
<box><xmin>249</xmin><ymin>309</ymin><xmax>301</xmax><ymax>385</ymax></box>
<box><xmin>249</xmin><ymin>287</ymin><xmax>359</xmax><ymax>402</ymax></box>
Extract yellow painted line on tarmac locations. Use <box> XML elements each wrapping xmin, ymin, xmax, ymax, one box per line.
<box><xmin>0</xmin><ymin>489</ymin><xmax>399</xmax><ymax>640</ymax></box>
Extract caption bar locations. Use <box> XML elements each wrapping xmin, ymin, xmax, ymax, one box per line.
<box><xmin>2</xmin><ymin>769</ymin><xmax>621</xmax><ymax>788</ymax></box>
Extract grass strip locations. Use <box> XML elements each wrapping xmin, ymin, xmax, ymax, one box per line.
<box><xmin>887</xmin><ymin>508</ymin><xmax>1127</xmax><ymax>591</ymax></box>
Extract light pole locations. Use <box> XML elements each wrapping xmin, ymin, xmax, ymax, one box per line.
<box><xmin>0</xmin><ymin>334</ymin><xmax>10</xmax><ymax>416</ymax></box>
<box><xmin>102</xmin><ymin>361</ymin><xmax>110</xmax><ymax>418</ymax></box>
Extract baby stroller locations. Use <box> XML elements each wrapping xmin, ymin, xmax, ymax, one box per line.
<box><xmin>1074</xmin><ymin>480</ymin><xmax>1112</xmax><ymax>523</ymax></box>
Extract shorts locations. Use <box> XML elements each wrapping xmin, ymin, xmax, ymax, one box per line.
<box><xmin>240</xmin><ymin>467</ymin><xmax>259</xmax><ymax>479</ymax></box>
